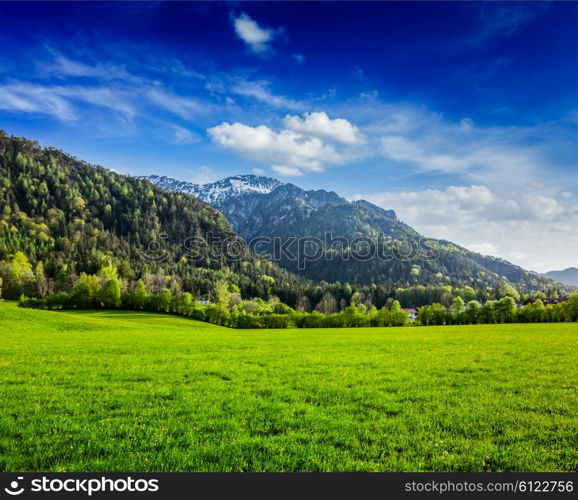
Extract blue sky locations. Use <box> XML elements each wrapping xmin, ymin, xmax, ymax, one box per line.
<box><xmin>0</xmin><ymin>1</ymin><xmax>577</xmax><ymax>272</ymax></box>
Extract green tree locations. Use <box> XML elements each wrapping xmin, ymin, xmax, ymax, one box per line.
<box><xmin>0</xmin><ymin>252</ymin><xmax>36</xmax><ymax>299</ymax></box>
<box><xmin>498</xmin><ymin>284</ymin><xmax>520</xmax><ymax>302</ymax></box>
<box><xmin>176</xmin><ymin>292</ymin><xmax>195</xmax><ymax>315</ymax></box>
<box><xmin>133</xmin><ymin>280</ymin><xmax>148</xmax><ymax>309</ymax></box>
<box><xmin>566</xmin><ymin>294</ymin><xmax>578</xmax><ymax>322</ymax></box>
<box><xmin>496</xmin><ymin>297</ymin><xmax>517</xmax><ymax>323</ymax></box>
<box><xmin>99</xmin><ymin>277</ymin><xmax>121</xmax><ymax>308</ymax></box>
<box><xmin>465</xmin><ymin>300</ymin><xmax>481</xmax><ymax>324</ymax></box>
<box><xmin>72</xmin><ymin>273</ymin><xmax>101</xmax><ymax>308</ymax></box>
<box><xmin>157</xmin><ymin>288</ymin><xmax>173</xmax><ymax>312</ymax></box>
<box><xmin>213</xmin><ymin>280</ymin><xmax>232</xmax><ymax>310</ymax></box>
<box><xmin>390</xmin><ymin>300</ymin><xmax>409</xmax><ymax>326</ymax></box>
<box><xmin>450</xmin><ymin>296</ymin><xmax>465</xmax><ymax>324</ymax></box>
<box><xmin>35</xmin><ymin>261</ymin><xmax>49</xmax><ymax>298</ymax></box>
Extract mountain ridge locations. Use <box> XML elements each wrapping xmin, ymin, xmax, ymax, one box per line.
<box><xmin>141</xmin><ymin>174</ymin><xmax>284</xmax><ymax>209</ymax></box>
<box><xmin>143</xmin><ymin>173</ymin><xmax>569</xmax><ymax>292</ymax></box>
<box><xmin>545</xmin><ymin>267</ymin><xmax>578</xmax><ymax>287</ymax></box>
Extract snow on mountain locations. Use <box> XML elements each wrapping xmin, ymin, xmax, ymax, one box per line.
<box><xmin>141</xmin><ymin>174</ymin><xmax>284</xmax><ymax>209</ymax></box>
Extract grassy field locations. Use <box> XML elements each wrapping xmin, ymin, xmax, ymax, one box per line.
<box><xmin>0</xmin><ymin>301</ymin><xmax>576</xmax><ymax>472</ymax></box>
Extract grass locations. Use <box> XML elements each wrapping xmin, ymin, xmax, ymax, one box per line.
<box><xmin>0</xmin><ymin>300</ymin><xmax>576</xmax><ymax>472</ymax></box>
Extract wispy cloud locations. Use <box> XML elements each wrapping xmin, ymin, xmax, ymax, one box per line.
<box><xmin>230</xmin><ymin>79</ymin><xmax>302</xmax><ymax>110</ymax></box>
<box><xmin>357</xmin><ymin>185</ymin><xmax>566</xmax><ymax>226</ymax></box>
<box><xmin>0</xmin><ymin>81</ymin><xmax>135</xmax><ymax>120</ymax></box>
<box><xmin>292</xmin><ymin>53</ymin><xmax>305</xmax><ymax>64</ymax></box>
<box><xmin>0</xmin><ymin>81</ymin><xmax>75</xmax><ymax>120</ymax></box>
<box><xmin>476</xmin><ymin>2</ymin><xmax>549</xmax><ymax>42</ymax></box>
<box><xmin>39</xmin><ymin>51</ymin><xmax>140</xmax><ymax>83</ymax></box>
<box><xmin>146</xmin><ymin>88</ymin><xmax>210</xmax><ymax>120</ymax></box>
<box><xmin>170</xmin><ymin>125</ymin><xmax>201</xmax><ymax>145</ymax></box>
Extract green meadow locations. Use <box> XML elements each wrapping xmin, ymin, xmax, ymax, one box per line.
<box><xmin>0</xmin><ymin>301</ymin><xmax>576</xmax><ymax>472</ymax></box>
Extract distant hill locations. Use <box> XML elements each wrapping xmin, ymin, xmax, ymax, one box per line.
<box><xmin>144</xmin><ymin>174</ymin><xmax>568</xmax><ymax>293</ymax></box>
<box><xmin>545</xmin><ymin>267</ymin><xmax>578</xmax><ymax>287</ymax></box>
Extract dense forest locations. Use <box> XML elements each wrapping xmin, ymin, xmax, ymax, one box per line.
<box><xmin>0</xmin><ymin>132</ymin><xmax>306</xmax><ymax>303</ymax></box>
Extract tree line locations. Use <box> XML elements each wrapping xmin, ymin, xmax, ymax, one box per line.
<box><xmin>16</xmin><ymin>268</ymin><xmax>411</xmax><ymax>329</ymax></box>
<box><xmin>15</xmin><ymin>262</ymin><xmax>578</xmax><ymax>329</ymax></box>
<box><xmin>417</xmin><ymin>295</ymin><xmax>578</xmax><ymax>325</ymax></box>
<box><xmin>3</xmin><ymin>247</ymin><xmax>563</xmax><ymax>313</ymax></box>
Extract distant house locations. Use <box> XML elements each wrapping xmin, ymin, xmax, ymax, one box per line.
<box><xmin>520</xmin><ymin>297</ymin><xmax>568</xmax><ymax>307</ymax></box>
<box><xmin>403</xmin><ymin>308</ymin><xmax>418</xmax><ymax>322</ymax></box>
<box><xmin>198</xmin><ymin>297</ymin><xmax>211</xmax><ymax>306</ymax></box>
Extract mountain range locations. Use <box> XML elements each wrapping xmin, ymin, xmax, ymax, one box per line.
<box><xmin>545</xmin><ymin>268</ymin><xmax>578</xmax><ymax>287</ymax></box>
<box><xmin>143</xmin><ymin>174</ymin><xmax>568</xmax><ymax>293</ymax></box>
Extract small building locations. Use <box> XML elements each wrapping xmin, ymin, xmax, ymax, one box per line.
<box><xmin>403</xmin><ymin>308</ymin><xmax>418</xmax><ymax>322</ymax></box>
<box><xmin>521</xmin><ymin>297</ymin><xmax>568</xmax><ymax>307</ymax></box>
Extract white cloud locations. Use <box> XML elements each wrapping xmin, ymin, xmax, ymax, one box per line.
<box><xmin>374</xmin><ymin>119</ymin><xmax>575</xmax><ymax>195</ymax></box>
<box><xmin>208</xmin><ymin>121</ymin><xmax>339</xmax><ymax>176</ymax></box>
<box><xmin>357</xmin><ymin>185</ymin><xmax>565</xmax><ymax>226</ymax></box>
<box><xmin>354</xmin><ymin>185</ymin><xmax>577</xmax><ymax>272</ymax></box>
<box><xmin>251</xmin><ymin>168</ymin><xmax>265</xmax><ymax>175</ymax></box>
<box><xmin>519</xmin><ymin>195</ymin><xmax>564</xmax><ymax>220</ymax></box>
<box><xmin>232</xmin><ymin>12</ymin><xmax>278</xmax><ymax>54</ymax></box>
<box><xmin>170</xmin><ymin>125</ymin><xmax>201</xmax><ymax>145</ymax></box>
<box><xmin>292</xmin><ymin>53</ymin><xmax>305</xmax><ymax>64</ymax></box>
<box><xmin>323</xmin><ymin>92</ymin><xmax>577</xmax><ymax>197</ymax></box>
<box><xmin>509</xmin><ymin>251</ymin><xmax>529</xmax><ymax>261</ymax></box>
<box><xmin>283</xmin><ymin>111</ymin><xmax>364</xmax><ymax>145</ymax></box>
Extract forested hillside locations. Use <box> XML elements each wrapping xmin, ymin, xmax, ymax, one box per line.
<box><xmin>0</xmin><ymin>132</ymin><xmax>304</xmax><ymax>302</ymax></box>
